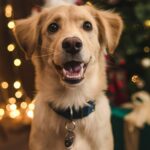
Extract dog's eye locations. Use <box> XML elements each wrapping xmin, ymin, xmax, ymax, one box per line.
<box><xmin>83</xmin><ymin>21</ymin><xmax>93</xmax><ymax>31</ymax></box>
<box><xmin>47</xmin><ymin>22</ymin><xmax>59</xmax><ymax>33</ymax></box>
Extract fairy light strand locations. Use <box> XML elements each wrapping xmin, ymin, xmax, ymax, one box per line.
<box><xmin>0</xmin><ymin>3</ymin><xmax>34</xmax><ymax>123</ymax></box>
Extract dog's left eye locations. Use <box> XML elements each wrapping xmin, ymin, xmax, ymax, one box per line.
<box><xmin>83</xmin><ymin>21</ymin><xmax>93</xmax><ymax>31</ymax></box>
<box><xmin>47</xmin><ymin>22</ymin><xmax>59</xmax><ymax>33</ymax></box>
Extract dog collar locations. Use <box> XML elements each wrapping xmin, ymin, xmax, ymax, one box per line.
<box><xmin>48</xmin><ymin>101</ymin><xmax>95</xmax><ymax>120</ymax></box>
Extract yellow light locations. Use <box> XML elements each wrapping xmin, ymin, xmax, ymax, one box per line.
<box><xmin>28</xmin><ymin>103</ymin><xmax>35</xmax><ymax>110</ymax></box>
<box><xmin>144</xmin><ymin>46</ymin><xmax>150</xmax><ymax>53</ymax></box>
<box><xmin>7</xmin><ymin>44</ymin><xmax>15</xmax><ymax>52</ymax></box>
<box><xmin>14</xmin><ymin>59</ymin><xmax>21</xmax><ymax>66</ymax></box>
<box><xmin>144</xmin><ymin>20</ymin><xmax>150</xmax><ymax>27</ymax></box>
<box><xmin>15</xmin><ymin>90</ymin><xmax>23</xmax><ymax>98</ymax></box>
<box><xmin>1</xmin><ymin>81</ymin><xmax>9</xmax><ymax>89</ymax></box>
<box><xmin>7</xmin><ymin>21</ymin><xmax>15</xmax><ymax>29</ymax></box>
<box><xmin>131</xmin><ymin>75</ymin><xmax>140</xmax><ymax>83</ymax></box>
<box><xmin>10</xmin><ymin>104</ymin><xmax>17</xmax><ymax>110</ymax></box>
<box><xmin>13</xmin><ymin>81</ymin><xmax>21</xmax><ymax>89</ymax></box>
<box><xmin>0</xmin><ymin>108</ymin><xmax>5</xmax><ymax>120</ymax></box>
<box><xmin>9</xmin><ymin>109</ymin><xmax>20</xmax><ymax>119</ymax></box>
<box><xmin>0</xmin><ymin>108</ymin><xmax>5</xmax><ymax>117</ymax></box>
<box><xmin>141</xmin><ymin>58</ymin><xmax>150</xmax><ymax>68</ymax></box>
<box><xmin>5</xmin><ymin>5</ymin><xmax>13</xmax><ymax>18</ymax></box>
<box><xmin>20</xmin><ymin>102</ymin><xmax>28</xmax><ymax>109</ymax></box>
<box><xmin>26</xmin><ymin>110</ymin><xmax>34</xmax><ymax>119</ymax></box>
<box><xmin>6</xmin><ymin>104</ymin><xmax>17</xmax><ymax>112</ymax></box>
<box><xmin>8</xmin><ymin>97</ymin><xmax>16</xmax><ymax>104</ymax></box>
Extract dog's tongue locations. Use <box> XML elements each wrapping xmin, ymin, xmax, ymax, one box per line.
<box><xmin>63</xmin><ymin>61</ymin><xmax>84</xmax><ymax>79</ymax></box>
<box><xmin>64</xmin><ymin>61</ymin><xmax>82</xmax><ymax>73</ymax></box>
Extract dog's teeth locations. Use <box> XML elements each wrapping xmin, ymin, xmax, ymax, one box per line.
<box><xmin>80</xmin><ymin>63</ymin><xmax>84</xmax><ymax>67</ymax></box>
<box><xmin>62</xmin><ymin>67</ymin><xmax>84</xmax><ymax>79</ymax></box>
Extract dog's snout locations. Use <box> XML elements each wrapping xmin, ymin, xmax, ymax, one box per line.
<box><xmin>62</xmin><ymin>37</ymin><xmax>82</xmax><ymax>55</ymax></box>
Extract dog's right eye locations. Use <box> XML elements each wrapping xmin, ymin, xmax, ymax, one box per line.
<box><xmin>47</xmin><ymin>23</ymin><xmax>59</xmax><ymax>33</ymax></box>
<box><xmin>83</xmin><ymin>21</ymin><xmax>93</xmax><ymax>31</ymax></box>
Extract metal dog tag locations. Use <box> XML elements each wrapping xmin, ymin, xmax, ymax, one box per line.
<box><xmin>65</xmin><ymin>131</ymin><xmax>75</xmax><ymax>149</ymax></box>
<box><xmin>64</xmin><ymin>121</ymin><xmax>76</xmax><ymax>149</ymax></box>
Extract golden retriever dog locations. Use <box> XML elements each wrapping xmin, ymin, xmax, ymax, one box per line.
<box><xmin>14</xmin><ymin>3</ymin><xmax>123</xmax><ymax>150</ymax></box>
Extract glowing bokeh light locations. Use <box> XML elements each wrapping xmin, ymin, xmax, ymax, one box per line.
<box><xmin>1</xmin><ymin>81</ymin><xmax>9</xmax><ymax>89</ymax></box>
<box><xmin>15</xmin><ymin>90</ymin><xmax>23</xmax><ymax>98</ymax></box>
<box><xmin>7</xmin><ymin>43</ymin><xmax>15</xmax><ymax>52</ymax></box>
<box><xmin>7</xmin><ymin>21</ymin><xmax>15</xmax><ymax>29</ymax></box>
<box><xmin>13</xmin><ymin>81</ymin><xmax>21</xmax><ymax>89</ymax></box>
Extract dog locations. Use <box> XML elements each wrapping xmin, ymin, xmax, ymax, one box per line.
<box><xmin>14</xmin><ymin>3</ymin><xmax>123</xmax><ymax>150</ymax></box>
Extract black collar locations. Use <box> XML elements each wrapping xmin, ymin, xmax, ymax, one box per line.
<box><xmin>48</xmin><ymin>101</ymin><xmax>95</xmax><ymax>120</ymax></box>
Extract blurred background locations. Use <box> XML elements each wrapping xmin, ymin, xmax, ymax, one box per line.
<box><xmin>0</xmin><ymin>0</ymin><xmax>150</xmax><ymax>150</ymax></box>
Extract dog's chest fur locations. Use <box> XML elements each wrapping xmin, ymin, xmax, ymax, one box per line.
<box><xmin>30</xmin><ymin>93</ymin><xmax>113</xmax><ymax>150</ymax></box>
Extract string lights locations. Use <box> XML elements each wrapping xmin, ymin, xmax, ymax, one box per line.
<box><xmin>141</xmin><ymin>58</ymin><xmax>150</xmax><ymax>68</ymax></box>
<box><xmin>1</xmin><ymin>81</ymin><xmax>9</xmax><ymax>89</ymax></box>
<box><xmin>13</xmin><ymin>80</ymin><xmax>21</xmax><ymax>89</ymax></box>
<box><xmin>0</xmin><ymin>108</ymin><xmax>5</xmax><ymax>120</ymax></box>
<box><xmin>8</xmin><ymin>97</ymin><xmax>16</xmax><ymax>104</ymax></box>
<box><xmin>0</xmin><ymin>99</ymin><xmax>35</xmax><ymax>121</ymax></box>
<box><xmin>7</xmin><ymin>20</ymin><xmax>15</xmax><ymax>29</ymax></box>
<box><xmin>144</xmin><ymin>19</ymin><xmax>150</xmax><ymax>28</ymax></box>
<box><xmin>7</xmin><ymin>43</ymin><xmax>15</xmax><ymax>52</ymax></box>
<box><xmin>14</xmin><ymin>58</ymin><xmax>22</xmax><ymax>66</ymax></box>
<box><xmin>0</xmin><ymin>3</ymin><xmax>34</xmax><ymax>124</ymax></box>
<box><xmin>5</xmin><ymin>4</ymin><xmax>13</xmax><ymax>18</ymax></box>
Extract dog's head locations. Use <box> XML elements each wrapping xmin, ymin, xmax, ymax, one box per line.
<box><xmin>14</xmin><ymin>4</ymin><xmax>123</xmax><ymax>87</ymax></box>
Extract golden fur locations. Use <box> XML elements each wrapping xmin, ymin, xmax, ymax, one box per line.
<box><xmin>14</xmin><ymin>4</ymin><xmax>123</xmax><ymax>150</ymax></box>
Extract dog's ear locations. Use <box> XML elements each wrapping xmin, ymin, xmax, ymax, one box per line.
<box><xmin>94</xmin><ymin>9</ymin><xmax>123</xmax><ymax>54</ymax></box>
<box><xmin>14</xmin><ymin>14</ymin><xmax>42</xmax><ymax>59</ymax></box>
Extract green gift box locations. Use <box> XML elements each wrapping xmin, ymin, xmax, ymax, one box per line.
<box><xmin>111</xmin><ymin>107</ymin><xmax>150</xmax><ymax>150</ymax></box>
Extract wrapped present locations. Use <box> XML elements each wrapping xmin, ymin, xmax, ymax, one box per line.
<box><xmin>111</xmin><ymin>106</ymin><xmax>150</xmax><ymax>150</ymax></box>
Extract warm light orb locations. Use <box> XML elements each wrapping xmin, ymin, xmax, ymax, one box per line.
<box><xmin>20</xmin><ymin>102</ymin><xmax>28</xmax><ymax>109</ymax></box>
<box><xmin>131</xmin><ymin>75</ymin><xmax>140</xmax><ymax>83</ymax></box>
<box><xmin>9</xmin><ymin>109</ymin><xmax>20</xmax><ymax>119</ymax></box>
<box><xmin>26</xmin><ymin>110</ymin><xmax>34</xmax><ymax>119</ymax></box>
<box><xmin>7</xmin><ymin>21</ymin><xmax>15</xmax><ymax>29</ymax></box>
<box><xmin>8</xmin><ymin>97</ymin><xmax>16</xmax><ymax>104</ymax></box>
<box><xmin>6</xmin><ymin>104</ymin><xmax>17</xmax><ymax>111</ymax></box>
<box><xmin>28</xmin><ymin>103</ymin><xmax>35</xmax><ymax>110</ymax></box>
<box><xmin>144</xmin><ymin>20</ymin><xmax>150</xmax><ymax>27</ymax></box>
<box><xmin>0</xmin><ymin>108</ymin><xmax>5</xmax><ymax>117</ymax></box>
<box><xmin>5</xmin><ymin>4</ymin><xmax>13</xmax><ymax>18</ymax></box>
<box><xmin>141</xmin><ymin>58</ymin><xmax>150</xmax><ymax>68</ymax></box>
<box><xmin>1</xmin><ymin>81</ymin><xmax>9</xmax><ymax>89</ymax></box>
<box><xmin>13</xmin><ymin>81</ymin><xmax>21</xmax><ymax>89</ymax></box>
<box><xmin>14</xmin><ymin>59</ymin><xmax>22</xmax><ymax>66</ymax></box>
<box><xmin>7</xmin><ymin>44</ymin><xmax>15</xmax><ymax>52</ymax></box>
<box><xmin>144</xmin><ymin>46</ymin><xmax>150</xmax><ymax>53</ymax></box>
<box><xmin>15</xmin><ymin>90</ymin><xmax>23</xmax><ymax>98</ymax></box>
<box><xmin>6</xmin><ymin>104</ymin><xmax>17</xmax><ymax>112</ymax></box>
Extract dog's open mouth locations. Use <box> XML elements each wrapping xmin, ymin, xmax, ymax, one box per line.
<box><xmin>53</xmin><ymin>61</ymin><xmax>88</xmax><ymax>84</ymax></box>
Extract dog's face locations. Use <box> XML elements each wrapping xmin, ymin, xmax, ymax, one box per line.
<box><xmin>14</xmin><ymin>4</ymin><xmax>123</xmax><ymax>87</ymax></box>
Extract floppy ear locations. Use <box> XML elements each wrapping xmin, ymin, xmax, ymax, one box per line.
<box><xmin>14</xmin><ymin>14</ymin><xmax>41</xmax><ymax>59</ymax></box>
<box><xmin>95</xmin><ymin>9</ymin><xmax>123</xmax><ymax>54</ymax></box>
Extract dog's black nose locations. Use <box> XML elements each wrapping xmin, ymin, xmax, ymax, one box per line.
<box><xmin>62</xmin><ymin>37</ymin><xmax>82</xmax><ymax>55</ymax></box>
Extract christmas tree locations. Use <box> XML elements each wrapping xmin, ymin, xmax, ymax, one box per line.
<box><xmin>88</xmin><ymin>0</ymin><xmax>150</xmax><ymax>103</ymax></box>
